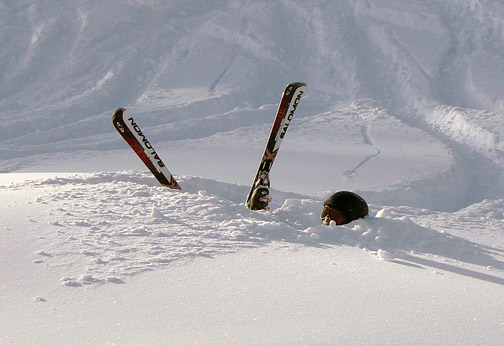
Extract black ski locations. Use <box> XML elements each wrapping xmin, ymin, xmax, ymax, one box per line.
<box><xmin>112</xmin><ymin>108</ymin><xmax>181</xmax><ymax>190</ymax></box>
<box><xmin>246</xmin><ymin>82</ymin><xmax>307</xmax><ymax>210</ymax></box>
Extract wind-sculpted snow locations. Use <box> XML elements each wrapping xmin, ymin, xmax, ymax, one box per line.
<box><xmin>6</xmin><ymin>171</ymin><xmax>504</xmax><ymax>287</ymax></box>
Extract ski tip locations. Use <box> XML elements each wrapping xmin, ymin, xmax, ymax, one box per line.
<box><xmin>287</xmin><ymin>81</ymin><xmax>307</xmax><ymax>88</ymax></box>
<box><xmin>112</xmin><ymin>108</ymin><xmax>126</xmax><ymax>120</ymax></box>
<box><xmin>284</xmin><ymin>82</ymin><xmax>307</xmax><ymax>96</ymax></box>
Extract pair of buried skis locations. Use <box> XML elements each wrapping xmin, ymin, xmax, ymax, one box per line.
<box><xmin>112</xmin><ymin>82</ymin><xmax>307</xmax><ymax>210</ymax></box>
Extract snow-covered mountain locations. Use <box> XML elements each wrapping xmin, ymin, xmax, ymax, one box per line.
<box><xmin>2</xmin><ymin>1</ymin><xmax>504</xmax><ymax>345</ymax></box>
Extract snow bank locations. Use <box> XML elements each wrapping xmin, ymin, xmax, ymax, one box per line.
<box><xmin>5</xmin><ymin>171</ymin><xmax>501</xmax><ymax>289</ymax></box>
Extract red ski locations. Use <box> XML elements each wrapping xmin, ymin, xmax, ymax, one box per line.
<box><xmin>246</xmin><ymin>82</ymin><xmax>307</xmax><ymax>210</ymax></box>
<box><xmin>112</xmin><ymin>108</ymin><xmax>181</xmax><ymax>190</ymax></box>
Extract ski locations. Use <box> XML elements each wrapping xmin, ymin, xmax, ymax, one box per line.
<box><xmin>112</xmin><ymin>108</ymin><xmax>181</xmax><ymax>190</ymax></box>
<box><xmin>246</xmin><ymin>82</ymin><xmax>307</xmax><ymax>210</ymax></box>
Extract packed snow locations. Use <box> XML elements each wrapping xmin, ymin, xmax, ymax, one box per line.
<box><xmin>2</xmin><ymin>0</ymin><xmax>504</xmax><ymax>345</ymax></box>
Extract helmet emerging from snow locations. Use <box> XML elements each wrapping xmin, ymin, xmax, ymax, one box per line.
<box><xmin>321</xmin><ymin>191</ymin><xmax>368</xmax><ymax>225</ymax></box>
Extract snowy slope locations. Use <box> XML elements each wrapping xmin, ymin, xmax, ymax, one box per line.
<box><xmin>2</xmin><ymin>0</ymin><xmax>504</xmax><ymax>345</ymax></box>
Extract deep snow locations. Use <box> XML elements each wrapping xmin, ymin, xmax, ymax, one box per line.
<box><xmin>2</xmin><ymin>0</ymin><xmax>504</xmax><ymax>345</ymax></box>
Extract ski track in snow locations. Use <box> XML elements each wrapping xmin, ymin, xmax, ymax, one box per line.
<box><xmin>343</xmin><ymin>124</ymin><xmax>381</xmax><ymax>178</ymax></box>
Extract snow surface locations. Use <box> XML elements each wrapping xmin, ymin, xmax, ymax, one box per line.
<box><xmin>2</xmin><ymin>0</ymin><xmax>504</xmax><ymax>345</ymax></box>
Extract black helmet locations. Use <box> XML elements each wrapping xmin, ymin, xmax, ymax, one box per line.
<box><xmin>321</xmin><ymin>191</ymin><xmax>368</xmax><ymax>225</ymax></box>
